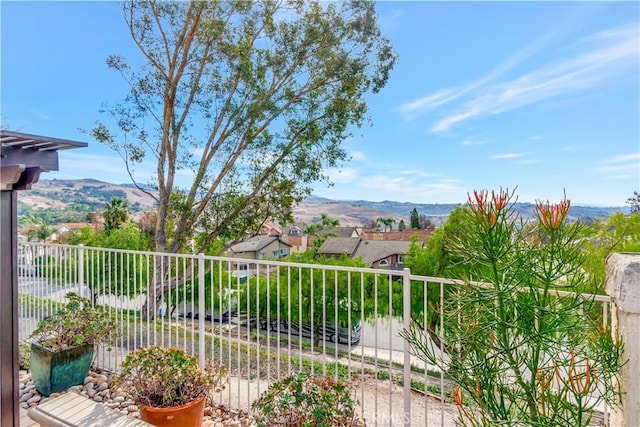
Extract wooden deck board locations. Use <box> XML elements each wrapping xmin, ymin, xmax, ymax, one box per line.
<box><xmin>20</xmin><ymin>408</ymin><xmax>40</xmax><ymax>426</ymax></box>
<box><xmin>24</xmin><ymin>393</ymin><xmax>151</xmax><ymax>427</ymax></box>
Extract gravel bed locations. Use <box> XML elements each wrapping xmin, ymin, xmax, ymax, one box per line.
<box><xmin>19</xmin><ymin>368</ymin><xmax>256</xmax><ymax>427</ymax></box>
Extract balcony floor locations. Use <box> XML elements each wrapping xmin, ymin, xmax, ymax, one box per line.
<box><xmin>20</xmin><ymin>408</ymin><xmax>39</xmax><ymax>426</ymax></box>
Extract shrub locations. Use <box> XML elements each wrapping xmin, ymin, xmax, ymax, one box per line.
<box><xmin>252</xmin><ymin>371</ymin><xmax>364</xmax><ymax>426</ymax></box>
<box><xmin>401</xmin><ymin>189</ymin><xmax>624</xmax><ymax>426</ymax></box>
<box><xmin>19</xmin><ymin>342</ymin><xmax>31</xmax><ymax>370</ymax></box>
<box><xmin>114</xmin><ymin>346</ymin><xmax>228</xmax><ymax>408</ymax></box>
<box><xmin>30</xmin><ymin>292</ymin><xmax>116</xmax><ymax>350</ymax></box>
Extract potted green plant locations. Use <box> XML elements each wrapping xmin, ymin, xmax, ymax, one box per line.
<box><xmin>252</xmin><ymin>371</ymin><xmax>365</xmax><ymax>426</ymax></box>
<box><xmin>29</xmin><ymin>292</ymin><xmax>116</xmax><ymax>396</ymax></box>
<box><xmin>114</xmin><ymin>346</ymin><xmax>228</xmax><ymax>427</ymax></box>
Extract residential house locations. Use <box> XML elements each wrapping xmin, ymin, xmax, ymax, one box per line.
<box><xmin>53</xmin><ymin>222</ymin><xmax>96</xmax><ymax>242</ymax></box>
<box><xmin>361</xmin><ymin>229</ymin><xmax>432</xmax><ymax>242</ymax></box>
<box><xmin>261</xmin><ymin>223</ymin><xmax>282</xmax><ymax>237</ymax></box>
<box><xmin>226</xmin><ymin>236</ymin><xmax>292</xmax><ymax>261</ymax></box>
<box><xmin>354</xmin><ymin>240</ymin><xmax>410</xmax><ymax>269</ymax></box>
<box><xmin>316</xmin><ymin>237</ymin><xmax>361</xmax><ymax>258</ymax></box>
<box><xmin>281</xmin><ymin>225</ymin><xmax>308</xmax><ymax>253</ymax></box>
<box><xmin>317</xmin><ymin>237</ymin><xmax>411</xmax><ymax>269</ymax></box>
<box><xmin>308</xmin><ymin>226</ymin><xmax>361</xmax><ymax>247</ymax></box>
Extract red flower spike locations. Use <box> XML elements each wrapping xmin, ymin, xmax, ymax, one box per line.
<box><xmin>491</xmin><ymin>190</ymin><xmax>508</xmax><ymax>211</ymax></box>
<box><xmin>489</xmin><ymin>211</ymin><xmax>497</xmax><ymax>226</ymax></box>
<box><xmin>452</xmin><ymin>387</ymin><xmax>464</xmax><ymax>406</ymax></box>
<box><xmin>471</xmin><ymin>190</ymin><xmax>488</xmax><ymax>212</ymax></box>
<box><xmin>537</xmin><ymin>197</ymin><xmax>571</xmax><ymax>229</ymax></box>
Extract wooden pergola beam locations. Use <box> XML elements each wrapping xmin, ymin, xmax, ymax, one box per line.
<box><xmin>0</xmin><ymin>130</ymin><xmax>87</xmax><ymax>427</ymax></box>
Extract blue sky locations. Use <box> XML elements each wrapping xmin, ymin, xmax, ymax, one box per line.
<box><xmin>2</xmin><ymin>1</ymin><xmax>638</xmax><ymax>206</ymax></box>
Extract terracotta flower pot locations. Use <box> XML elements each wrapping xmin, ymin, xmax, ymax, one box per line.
<box><xmin>138</xmin><ymin>393</ymin><xmax>206</xmax><ymax>427</ymax></box>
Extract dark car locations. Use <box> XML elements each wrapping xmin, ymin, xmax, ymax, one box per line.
<box><xmin>255</xmin><ymin>318</ymin><xmax>361</xmax><ymax>345</ymax></box>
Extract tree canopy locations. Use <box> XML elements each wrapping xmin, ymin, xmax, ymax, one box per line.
<box><xmin>92</xmin><ymin>0</ymin><xmax>397</xmax><ymax>254</ymax></box>
<box><xmin>103</xmin><ymin>197</ymin><xmax>130</xmax><ymax>232</ymax></box>
<box><xmin>627</xmin><ymin>190</ymin><xmax>640</xmax><ymax>213</ymax></box>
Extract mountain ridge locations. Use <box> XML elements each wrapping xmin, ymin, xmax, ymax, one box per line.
<box><xmin>18</xmin><ymin>179</ymin><xmax>628</xmax><ymax>226</ymax></box>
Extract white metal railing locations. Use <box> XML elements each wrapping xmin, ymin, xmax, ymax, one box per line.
<box><xmin>17</xmin><ymin>242</ymin><xmax>613</xmax><ymax>426</ymax></box>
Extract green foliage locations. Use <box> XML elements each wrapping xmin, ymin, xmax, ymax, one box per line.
<box><xmin>305</xmin><ymin>214</ymin><xmax>341</xmax><ymax>249</ymax></box>
<box><xmin>579</xmin><ymin>211</ymin><xmax>640</xmax><ymax>294</ymax></box>
<box><xmin>115</xmin><ymin>346</ymin><xmax>228</xmax><ymax>408</ymax></box>
<box><xmin>19</xmin><ymin>342</ymin><xmax>31</xmax><ymax>370</ymax></box>
<box><xmin>30</xmin><ymin>293</ymin><xmax>117</xmax><ymax>351</ymax></box>
<box><xmin>252</xmin><ymin>371</ymin><xmax>363</xmax><ymax>427</ymax></box>
<box><xmin>401</xmin><ymin>189</ymin><xmax>624</xmax><ymax>426</ymax></box>
<box><xmin>69</xmin><ymin>221</ymin><xmax>152</xmax><ymax>251</ymax></box>
<box><xmin>93</xmin><ymin>0</ymin><xmax>396</xmax><ymax>255</ymax></box>
<box><xmin>61</xmin><ymin>224</ymin><xmax>153</xmax><ymax>299</ymax></box>
<box><xmin>92</xmin><ymin>222</ymin><xmax>152</xmax><ymax>251</ymax></box>
<box><xmin>199</xmin><ymin>189</ymin><xmax>296</xmax><ymax>248</ymax></box>
<box><xmin>398</xmin><ymin>219</ymin><xmax>406</xmax><ymax>231</ymax></box>
<box><xmin>377</xmin><ymin>217</ymin><xmax>395</xmax><ymax>231</ymax></box>
<box><xmin>34</xmin><ymin>255</ymin><xmax>58</xmax><ymax>278</ymax></box>
<box><xmin>410</xmin><ymin>208</ymin><xmax>420</xmax><ymax>229</ymax></box>
<box><xmin>239</xmin><ymin>253</ymin><xmax>372</xmax><ymax>331</ymax></box>
<box><xmin>103</xmin><ymin>197</ymin><xmax>130</xmax><ymax>232</ymax></box>
<box><xmin>305</xmin><ymin>213</ymin><xmax>341</xmax><ymax>236</ymax></box>
<box><xmin>405</xmin><ymin>206</ymin><xmax>473</xmax><ymax>278</ymax></box>
<box><xmin>627</xmin><ymin>190</ymin><xmax>640</xmax><ymax>213</ymax></box>
<box><xmin>167</xmin><ymin>262</ymin><xmax>235</xmax><ymax>316</ymax></box>
<box><xmin>418</xmin><ymin>213</ymin><xmax>434</xmax><ymax>230</ymax></box>
<box><xmin>403</xmin><ymin>206</ymin><xmax>475</xmax><ymax>347</ymax></box>
<box><xmin>19</xmin><ymin>204</ymin><xmax>95</xmax><ymax>226</ymax></box>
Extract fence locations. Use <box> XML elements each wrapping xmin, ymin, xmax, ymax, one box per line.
<box><xmin>17</xmin><ymin>242</ymin><xmax>615</xmax><ymax>426</ymax></box>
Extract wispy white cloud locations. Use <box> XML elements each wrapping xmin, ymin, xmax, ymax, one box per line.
<box><xmin>601</xmin><ymin>152</ymin><xmax>640</xmax><ymax>164</ymax></box>
<box><xmin>605</xmin><ymin>174</ymin><xmax>634</xmax><ymax>180</ymax></box>
<box><xmin>396</xmin><ymin>168</ymin><xmax>434</xmax><ymax>179</ymax></box>
<box><xmin>27</xmin><ymin>108</ymin><xmax>51</xmax><ymax>120</ymax></box>
<box><xmin>596</xmin><ymin>163</ymin><xmax>639</xmax><ymax>173</ymax></box>
<box><xmin>490</xmin><ymin>152</ymin><xmax>528</xmax><ymax>160</ymax></box>
<box><xmin>417</xmin><ymin>23</ymin><xmax>638</xmax><ymax>133</ymax></box>
<box><xmin>559</xmin><ymin>145</ymin><xmax>580</xmax><ymax>152</ymax></box>
<box><xmin>461</xmin><ymin>139</ymin><xmax>486</xmax><ymax>146</ymax></box>
<box><xmin>360</xmin><ymin>174</ymin><xmax>467</xmax><ymax>199</ymax></box>
<box><xmin>399</xmin><ymin>87</ymin><xmax>467</xmax><ymax>119</ymax></box>
<box><xmin>399</xmin><ymin>19</ymin><xmax>574</xmax><ymax>120</ymax></box>
<box><xmin>595</xmin><ymin>152</ymin><xmax>639</xmax><ymax>177</ymax></box>
<box><xmin>530</xmin><ymin>134</ymin><xmax>557</xmax><ymax>141</ymax></box>
<box><xmin>326</xmin><ymin>167</ymin><xmax>359</xmax><ymax>184</ymax></box>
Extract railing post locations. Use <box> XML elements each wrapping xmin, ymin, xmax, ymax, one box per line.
<box><xmin>402</xmin><ymin>267</ymin><xmax>411</xmax><ymax>426</ymax></box>
<box><xmin>606</xmin><ymin>252</ymin><xmax>640</xmax><ymax>427</ymax></box>
<box><xmin>77</xmin><ymin>244</ymin><xmax>84</xmax><ymax>299</ymax></box>
<box><xmin>198</xmin><ymin>253</ymin><xmax>205</xmax><ymax>370</ymax></box>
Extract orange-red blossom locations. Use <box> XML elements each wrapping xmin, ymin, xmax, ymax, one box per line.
<box><xmin>567</xmin><ymin>350</ymin><xmax>595</xmax><ymax>397</ymax></box>
<box><xmin>467</xmin><ymin>189</ymin><xmax>511</xmax><ymax>226</ymax></box>
<box><xmin>537</xmin><ymin>198</ymin><xmax>571</xmax><ymax>229</ymax></box>
<box><xmin>452</xmin><ymin>386</ymin><xmax>464</xmax><ymax>406</ymax></box>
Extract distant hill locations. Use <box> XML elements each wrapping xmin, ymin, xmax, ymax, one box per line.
<box><xmin>19</xmin><ymin>179</ymin><xmax>157</xmax><ymax>213</ymax></box>
<box><xmin>18</xmin><ymin>179</ymin><xmax>627</xmax><ymax>226</ymax></box>
<box><xmin>318</xmin><ymin>197</ymin><xmax>629</xmax><ymax>224</ymax></box>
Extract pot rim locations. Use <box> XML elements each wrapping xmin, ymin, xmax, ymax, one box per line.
<box><xmin>137</xmin><ymin>392</ymin><xmax>207</xmax><ymax>412</ymax></box>
<box><xmin>30</xmin><ymin>341</ymin><xmax>94</xmax><ymax>352</ymax></box>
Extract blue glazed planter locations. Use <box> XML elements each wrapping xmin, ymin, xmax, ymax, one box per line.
<box><xmin>30</xmin><ymin>342</ymin><xmax>94</xmax><ymax>396</ymax></box>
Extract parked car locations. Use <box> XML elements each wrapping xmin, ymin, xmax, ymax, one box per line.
<box><xmin>253</xmin><ymin>318</ymin><xmax>362</xmax><ymax>345</ymax></box>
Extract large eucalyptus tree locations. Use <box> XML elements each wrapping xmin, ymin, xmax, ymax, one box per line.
<box><xmin>92</xmin><ymin>0</ymin><xmax>397</xmax><ymax>254</ymax></box>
